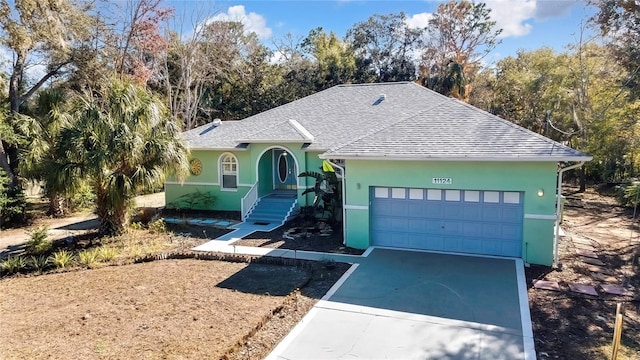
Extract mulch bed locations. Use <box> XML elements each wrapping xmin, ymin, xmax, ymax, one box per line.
<box><xmin>235</xmin><ymin>221</ymin><xmax>365</xmax><ymax>255</ymax></box>
<box><xmin>525</xmin><ymin>186</ymin><xmax>640</xmax><ymax>359</ymax></box>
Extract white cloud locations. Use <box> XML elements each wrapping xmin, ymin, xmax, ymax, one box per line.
<box><xmin>484</xmin><ymin>0</ymin><xmax>536</xmax><ymax>38</ymax></box>
<box><xmin>484</xmin><ymin>0</ymin><xmax>580</xmax><ymax>38</ymax></box>
<box><xmin>269</xmin><ymin>50</ymin><xmax>287</xmax><ymax>65</ymax></box>
<box><xmin>209</xmin><ymin>5</ymin><xmax>272</xmax><ymax>39</ymax></box>
<box><xmin>405</xmin><ymin>12</ymin><xmax>433</xmax><ymax>29</ymax></box>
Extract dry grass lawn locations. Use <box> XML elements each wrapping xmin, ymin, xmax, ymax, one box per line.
<box><xmin>0</xmin><ymin>259</ymin><xmax>310</xmax><ymax>359</ymax></box>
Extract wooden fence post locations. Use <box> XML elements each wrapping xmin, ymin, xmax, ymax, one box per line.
<box><xmin>610</xmin><ymin>303</ymin><xmax>624</xmax><ymax>360</ymax></box>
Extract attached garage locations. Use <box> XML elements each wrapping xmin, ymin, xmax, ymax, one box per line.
<box><xmin>371</xmin><ymin>187</ymin><xmax>524</xmax><ymax>257</ymax></box>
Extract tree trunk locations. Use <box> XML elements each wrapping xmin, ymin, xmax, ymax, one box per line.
<box><xmin>2</xmin><ymin>51</ymin><xmax>26</xmax><ymax>190</ymax></box>
<box><xmin>579</xmin><ymin>165</ymin><xmax>586</xmax><ymax>193</ymax></box>
<box><xmin>48</xmin><ymin>192</ymin><xmax>67</xmax><ymax>218</ymax></box>
<box><xmin>95</xmin><ymin>184</ymin><xmax>128</xmax><ymax>236</ymax></box>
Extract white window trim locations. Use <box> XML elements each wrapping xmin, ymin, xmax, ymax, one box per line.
<box><xmin>219</xmin><ymin>152</ymin><xmax>239</xmax><ymax>190</ymax></box>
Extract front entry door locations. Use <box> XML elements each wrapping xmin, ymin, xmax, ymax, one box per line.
<box><xmin>273</xmin><ymin>149</ymin><xmax>297</xmax><ymax>190</ymax></box>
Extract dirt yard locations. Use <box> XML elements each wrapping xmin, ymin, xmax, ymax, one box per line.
<box><xmin>0</xmin><ymin>259</ymin><xmax>349</xmax><ymax>360</ymax></box>
<box><xmin>527</xmin><ymin>185</ymin><xmax>640</xmax><ymax>359</ymax></box>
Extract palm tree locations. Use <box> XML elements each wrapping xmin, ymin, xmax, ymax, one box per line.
<box><xmin>19</xmin><ymin>88</ymin><xmax>75</xmax><ymax>216</ymax></box>
<box><xmin>53</xmin><ymin>78</ymin><xmax>190</xmax><ymax>235</ymax></box>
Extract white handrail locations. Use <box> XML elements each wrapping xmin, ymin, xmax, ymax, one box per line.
<box><xmin>241</xmin><ymin>181</ymin><xmax>259</xmax><ymax>221</ymax></box>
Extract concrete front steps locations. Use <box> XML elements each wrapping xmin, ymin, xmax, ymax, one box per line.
<box><xmin>215</xmin><ymin>192</ymin><xmax>297</xmax><ymax>241</ymax></box>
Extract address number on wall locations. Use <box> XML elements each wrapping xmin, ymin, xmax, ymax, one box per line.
<box><xmin>432</xmin><ymin>177</ymin><xmax>452</xmax><ymax>185</ymax></box>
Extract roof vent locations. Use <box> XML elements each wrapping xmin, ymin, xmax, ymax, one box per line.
<box><xmin>212</xmin><ymin>118</ymin><xmax>222</xmax><ymax>126</ymax></box>
<box><xmin>373</xmin><ymin>94</ymin><xmax>386</xmax><ymax>106</ymax></box>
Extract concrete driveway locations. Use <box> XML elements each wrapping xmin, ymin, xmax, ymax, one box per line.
<box><xmin>267</xmin><ymin>248</ymin><xmax>535</xmax><ymax>360</ymax></box>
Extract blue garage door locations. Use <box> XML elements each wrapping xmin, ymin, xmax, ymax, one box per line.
<box><xmin>371</xmin><ymin>187</ymin><xmax>523</xmax><ymax>257</ymax></box>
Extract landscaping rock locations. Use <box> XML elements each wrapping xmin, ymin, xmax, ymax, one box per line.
<box><xmin>532</xmin><ymin>280</ymin><xmax>561</xmax><ymax>291</ymax></box>
<box><xmin>600</xmin><ymin>284</ymin><xmax>634</xmax><ymax>296</ymax></box>
<box><xmin>576</xmin><ymin>249</ymin><xmax>598</xmax><ymax>259</ymax></box>
<box><xmin>581</xmin><ymin>257</ymin><xmax>606</xmax><ymax>266</ymax></box>
<box><xmin>568</xmin><ymin>283</ymin><xmax>598</xmax><ymax>296</ymax></box>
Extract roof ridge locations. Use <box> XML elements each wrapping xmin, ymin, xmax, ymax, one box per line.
<box><xmin>336</xmin><ymin>81</ymin><xmax>413</xmax><ymax>88</ymax></box>
<box><xmin>288</xmin><ymin>119</ymin><xmax>314</xmax><ymax>141</ymax></box>
<box><xmin>323</xmin><ymin>97</ymin><xmax>449</xmax><ymax>156</ymax></box>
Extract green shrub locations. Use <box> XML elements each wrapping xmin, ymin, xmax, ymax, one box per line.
<box><xmin>29</xmin><ymin>255</ymin><xmax>50</xmax><ymax>273</ymax></box>
<box><xmin>1</xmin><ymin>256</ymin><xmax>27</xmax><ymax>274</ymax></box>
<box><xmin>25</xmin><ymin>226</ymin><xmax>52</xmax><ymax>255</ymax></box>
<box><xmin>148</xmin><ymin>218</ymin><xmax>167</xmax><ymax>234</ymax></box>
<box><xmin>49</xmin><ymin>250</ymin><xmax>76</xmax><ymax>269</ymax></box>
<box><xmin>129</xmin><ymin>221</ymin><xmax>144</xmax><ymax>230</ymax></box>
<box><xmin>77</xmin><ymin>249</ymin><xmax>99</xmax><ymax>268</ymax></box>
<box><xmin>616</xmin><ymin>182</ymin><xmax>640</xmax><ymax>207</ymax></box>
<box><xmin>167</xmin><ymin>190</ymin><xmax>216</xmax><ymax>210</ymax></box>
<box><xmin>0</xmin><ymin>169</ymin><xmax>27</xmax><ymax>228</ymax></box>
<box><xmin>96</xmin><ymin>247</ymin><xmax>118</xmax><ymax>262</ymax></box>
<box><xmin>69</xmin><ymin>181</ymin><xmax>96</xmax><ymax>211</ymax></box>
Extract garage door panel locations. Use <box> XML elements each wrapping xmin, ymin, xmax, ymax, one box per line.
<box><xmin>425</xmin><ymin>204</ymin><xmax>443</xmax><ymax>218</ymax></box>
<box><xmin>501</xmin><ymin>224</ymin><xmax>522</xmax><ymax>239</ymax></box>
<box><xmin>408</xmin><ymin>218</ymin><xmax>426</xmax><ymax>233</ymax></box>
<box><xmin>372</xmin><ymin>217</ymin><xmax>392</xmax><ymax>231</ymax></box>
<box><xmin>425</xmin><ymin>221</ymin><xmax>443</xmax><ymax>233</ymax></box>
<box><xmin>461</xmin><ymin>238</ymin><xmax>482</xmax><ymax>253</ymax></box>
<box><xmin>408</xmin><ymin>202</ymin><xmax>427</xmax><ymax>217</ymax></box>
<box><xmin>501</xmin><ymin>241</ymin><xmax>521</xmax><ymax>257</ymax></box>
<box><xmin>502</xmin><ymin>208</ymin><xmax>523</xmax><ymax>223</ymax></box>
<box><xmin>482</xmin><ymin>223</ymin><xmax>501</xmax><ymax>238</ymax></box>
<box><xmin>391</xmin><ymin>202</ymin><xmax>409</xmax><ymax>217</ymax></box>
<box><xmin>374</xmin><ymin>231</ymin><xmax>407</xmax><ymax>248</ymax></box>
<box><xmin>462</xmin><ymin>222</ymin><xmax>482</xmax><ymax>237</ymax></box>
<box><xmin>462</xmin><ymin>205</ymin><xmax>482</xmax><ymax>221</ymax></box>
<box><xmin>442</xmin><ymin>236</ymin><xmax>462</xmax><ymax>252</ymax></box>
<box><xmin>372</xmin><ymin>200</ymin><xmax>393</xmax><ymax>216</ymax></box>
<box><xmin>443</xmin><ymin>220</ymin><xmax>462</xmax><ymax>236</ymax></box>
<box><xmin>482</xmin><ymin>206</ymin><xmax>503</xmax><ymax>222</ymax></box>
<box><xmin>444</xmin><ymin>203</ymin><xmax>463</xmax><ymax>218</ymax></box>
<box><xmin>481</xmin><ymin>239</ymin><xmax>502</xmax><ymax>254</ymax></box>
<box><xmin>390</xmin><ymin>218</ymin><xmax>409</xmax><ymax>232</ymax></box>
<box><xmin>371</xmin><ymin>187</ymin><xmax>523</xmax><ymax>258</ymax></box>
<box><xmin>427</xmin><ymin>236</ymin><xmax>445</xmax><ymax>251</ymax></box>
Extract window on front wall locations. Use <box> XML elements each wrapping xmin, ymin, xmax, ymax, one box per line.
<box><xmin>221</xmin><ymin>154</ymin><xmax>237</xmax><ymax>189</ymax></box>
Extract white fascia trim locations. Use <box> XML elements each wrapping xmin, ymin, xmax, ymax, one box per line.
<box><xmin>235</xmin><ymin>139</ymin><xmax>308</xmax><ymax>144</ymax></box>
<box><xmin>288</xmin><ymin>119</ymin><xmax>315</xmax><ymax>141</ymax></box>
<box><xmin>319</xmin><ymin>154</ymin><xmax>593</xmax><ymax>162</ymax></box>
<box><xmin>237</xmin><ymin>183</ymin><xmax>254</xmax><ymax>187</ymax></box>
<box><xmin>344</xmin><ymin>204</ymin><xmax>369</xmax><ymax>210</ymax></box>
<box><xmin>189</xmin><ymin>147</ymin><xmax>248</xmax><ymax>151</ymax></box>
<box><xmin>165</xmin><ymin>181</ymin><xmax>219</xmax><ymax>186</ymax></box>
<box><xmin>524</xmin><ymin>213</ymin><xmax>556</xmax><ymax>220</ymax></box>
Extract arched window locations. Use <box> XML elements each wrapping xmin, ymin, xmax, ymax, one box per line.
<box><xmin>220</xmin><ymin>154</ymin><xmax>237</xmax><ymax>189</ymax></box>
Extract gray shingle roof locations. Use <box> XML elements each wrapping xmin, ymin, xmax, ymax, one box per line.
<box><xmin>183</xmin><ymin>82</ymin><xmax>591</xmax><ymax>161</ymax></box>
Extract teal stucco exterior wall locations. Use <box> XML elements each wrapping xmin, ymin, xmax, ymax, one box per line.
<box><xmin>165</xmin><ymin>145</ymin><xmax>322</xmax><ymax>212</ymax></box>
<box><xmin>343</xmin><ymin>160</ymin><xmax>558</xmax><ymax>266</ymax></box>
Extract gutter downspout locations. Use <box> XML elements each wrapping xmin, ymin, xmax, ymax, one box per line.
<box><xmin>327</xmin><ymin>160</ymin><xmax>346</xmax><ymax>245</ymax></box>
<box><xmin>554</xmin><ymin>161</ymin><xmax>585</xmax><ymax>268</ymax></box>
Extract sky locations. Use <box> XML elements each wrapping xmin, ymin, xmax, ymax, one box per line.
<box><xmin>169</xmin><ymin>0</ymin><xmax>598</xmax><ymax>65</ymax></box>
<box><xmin>0</xmin><ymin>0</ymin><xmax>598</xmax><ymax>82</ymax></box>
